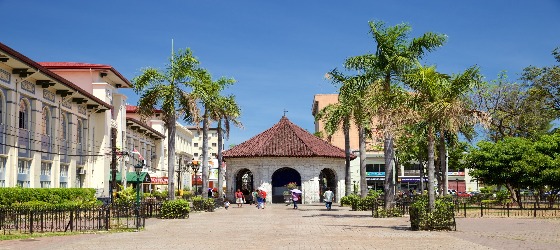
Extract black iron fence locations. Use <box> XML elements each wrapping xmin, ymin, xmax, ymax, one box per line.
<box><xmin>454</xmin><ymin>201</ymin><xmax>560</xmax><ymax>218</ymax></box>
<box><xmin>0</xmin><ymin>202</ymin><xmax>164</xmax><ymax>235</ymax></box>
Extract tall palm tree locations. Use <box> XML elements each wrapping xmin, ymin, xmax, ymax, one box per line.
<box><xmin>133</xmin><ymin>48</ymin><xmax>202</xmax><ymax>200</ymax></box>
<box><xmin>404</xmin><ymin>65</ymin><xmax>481</xmax><ymax>211</ymax></box>
<box><xmin>346</xmin><ymin>21</ymin><xmax>447</xmax><ymax>209</ymax></box>
<box><xmin>192</xmin><ymin>70</ymin><xmax>235</xmax><ymax>199</ymax></box>
<box><xmin>210</xmin><ymin>95</ymin><xmax>242</xmax><ymax>200</ymax></box>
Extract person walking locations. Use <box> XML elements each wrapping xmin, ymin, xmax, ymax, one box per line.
<box><xmin>291</xmin><ymin>191</ymin><xmax>300</xmax><ymax>209</ymax></box>
<box><xmin>252</xmin><ymin>190</ymin><xmax>258</xmax><ymax>206</ymax></box>
<box><xmin>235</xmin><ymin>189</ymin><xmax>244</xmax><ymax>208</ymax></box>
<box><xmin>323</xmin><ymin>187</ymin><xmax>334</xmax><ymax>211</ymax></box>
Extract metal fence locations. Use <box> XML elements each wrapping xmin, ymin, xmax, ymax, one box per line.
<box><xmin>0</xmin><ymin>202</ymin><xmax>164</xmax><ymax>235</ymax></box>
<box><xmin>454</xmin><ymin>201</ymin><xmax>560</xmax><ymax>218</ymax></box>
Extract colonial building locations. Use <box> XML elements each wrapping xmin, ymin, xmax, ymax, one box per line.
<box><xmin>0</xmin><ymin>42</ymin><xmax>112</xmax><ymax>194</ymax></box>
<box><xmin>223</xmin><ymin>116</ymin><xmax>353</xmax><ymax>204</ymax></box>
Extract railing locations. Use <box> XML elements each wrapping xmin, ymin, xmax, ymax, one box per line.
<box><xmin>0</xmin><ymin>202</ymin><xmax>165</xmax><ymax>235</ymax></box>
<box><xmin>454</xmin><ymin>201</ymin><xmax>560</xmax><ymax>218</ymax></box>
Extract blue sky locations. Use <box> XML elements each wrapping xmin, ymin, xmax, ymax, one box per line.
<box><xmin>2</xmin><ymin>1</ymin><xmax>559</xmax><ymax>147</ymax></box>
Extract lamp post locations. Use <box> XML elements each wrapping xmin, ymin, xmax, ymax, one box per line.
<box><xmin>191</xmin><ymin>159</ymin><xmax>200</xmax><ymax>195</ymax></box>
<box><xmin>456</xmin><ymin>178</ymin><xmax>459</xmax><ymax>193</ymax></box>
<box><xmin>134</xmin><ymin>163</ymin><xmax>143</xmax><ymax>231</ymax></box>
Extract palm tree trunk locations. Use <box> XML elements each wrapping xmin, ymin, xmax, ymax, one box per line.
<box><xmin>201</xmin><ymin>110</ymin><xmax>209</xmax><ymax>199</ymax></box>
<box><xmin>343</xmin><ymin>117</ymin><xmax>351</xmax><ymax>196</ymax></box>
<box><xmin>427</xmin><ymin>125</ymin><xmax>436</xmax><ymax>212</ymax></box>
<box><xmin>384</xmin><ymin>133</ymin><xmax>395</xmax><ymax>210</ymax></box>
<box><xmin>217</xmin><ymin>119</ymin><xmax>224</xmax><ymax>200</ymax></box>
<box><xmin>418</xmin><ymin>159</ymin><xmax>425</xmax><ymax>194</ymax></box>
<box><xmin>359</xmin><ymin>126</ymin><xmax>367</xmax><ymax>198</ymax></box>
<box><xmin>439</xmin><ymin>131</ymin><xmax>448</xmax><ymax>196</ymax></box>
<box><xmin>167</xmin><ymin>115</ymin><xmax>177</xmax><ymax>200</ymax></box>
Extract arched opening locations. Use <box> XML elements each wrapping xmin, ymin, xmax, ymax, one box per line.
<box><xmin>235</xmin><ymin>168</ymin><xmax>253</xmax><ymax>203</ymax></box>
<box><xmin>271</xmin><ymin>167</ymin><xmax>301</xmax><ymax>203</ymax></box>
<box><xmin>319</xmin><ymin>168</ymin><xmax>337</xmax><ymax>202</ymax></box>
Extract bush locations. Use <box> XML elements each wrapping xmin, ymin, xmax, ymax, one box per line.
<box><xmin>191</xmin><ymin>196</ymin><xmax>215</xmax><ymax>212</ymax></box>
<box><xmin>0</xmin><ymin>188</ymin><xmax>96</xmax><ymax>206</ymax></box>
<box><xmin>410</xmin><ymin>195</ymin><xmax>455</xmax><ymax>231</ymax></box>
<box><xmin>160</xmin><ymin>199</ymin><xmax>190</xmax><ymax>219</ymax></box>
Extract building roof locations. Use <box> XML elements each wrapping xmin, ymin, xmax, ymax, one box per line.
<box><xmin>223</xmin><ymin>116</ymin><xmax>354</xmax><ymax>159</ymax></box>
<box><xmin>0</xmin><ymin>42</ymin><xmax>112</xmax><ymax>110</ymax></box>
<box><xmin>126</xmin><ymin>117</ymin><xmax>166</xmax><ymax>139</ymax></box>
<box><xmin>39</xmin><ymin>62</ymin><xmax>132</xmax><ymax>88</ymax></box>
<box><xmin>126</xmin><ymin>105</ymin><xmax>163</xmax><ymax>114</ymax></box>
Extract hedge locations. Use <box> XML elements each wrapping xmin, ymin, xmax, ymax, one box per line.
<box><xmin>0</xmin><ymin>188</ymin><xmax>97</xmax><ymax>206</ymax></box>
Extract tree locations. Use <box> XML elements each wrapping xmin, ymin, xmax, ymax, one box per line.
<box><xmin>404</xmin><ymin>65</ymin><xmax>482</xmax><ymax>211</ymax></box>
<box><xmin>523</xmin><ymin>47</ymin><xmax>560</xmax><ymax>113</ymax></box>
<box><xmin>210</xmin><ymin>95</ymin><xmax>242</xmax><ymax>200</ymax></box>
<box><xmin>314</xmin><ymin>84</ymin><xmax>353</xmax><ymax>197</ymax></box>
<box><xmin>472</xmin><ymin>72</ymin><xmax>555</xmax><ymax>142</ymax></box>
<box><xmin>192</xmin><ymin>70</ymin><xmax>235</xmax><ymax>199</ymax></box>
<box><xmin>345</xmin><ymin>21</ymin><xmax>447</xmax><ymax>209</ymax></box>
<box><xmin>133</xmin><ymin>48</ymin><xmax>202</xmax><ymax>200</ymax></box>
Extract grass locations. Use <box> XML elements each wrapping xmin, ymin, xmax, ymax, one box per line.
<box><xmin>0</xmin><ymin>228</ymin><xmax>139</xmax><ymax>241</ymax></box>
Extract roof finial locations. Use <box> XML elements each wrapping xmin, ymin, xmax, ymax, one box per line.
<box><xmin>283</xmin><ymin>109</ymin><xmax>288</xmax><ymax>117</ymax></box>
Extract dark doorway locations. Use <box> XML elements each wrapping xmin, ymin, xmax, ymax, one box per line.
<box><xmin>319</xmin><ymin>168</ymin><xmax>336</xmax><ymax>202</ymax></box>
<box><xmin>235</xmin><ymin>169</ymin><xmax>253</xmax><ymax>203</ymax></box>
<box><xmin>271</xmin><ymin>167</ymin><xmax>301</xmax><ymax>203</ymax></box>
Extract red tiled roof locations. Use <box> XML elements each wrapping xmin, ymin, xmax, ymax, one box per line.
<box><xmin>223</xmin><ymin>116</ymin><xmax>354</xmax><ymax>159</ymax></box>
<box><xmin>39</xmin><ymin>62</ymin><xmax>132</xmax><ymax>88</ymax></box>
<box><xmin>126</xmin><ymin>105</ymin><xmax>162</xmax><ymax>113</ymax></box>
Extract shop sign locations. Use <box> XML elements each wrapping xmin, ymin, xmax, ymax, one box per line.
<box><xmin>150</xmin><ymin>177</ymin><xmax>168</xmax><ymax>185</ymax></box>
<box><xmin>366</xmin><ymin>172</ymin><xmax>385</xmax><ymax>176</ymax></box>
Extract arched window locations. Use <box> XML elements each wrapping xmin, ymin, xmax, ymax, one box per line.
<box><xmin>42</xmin><ymin>106</ymin><xmax>50</xmax><ymax>135</ymax></box>
<box><xmin>18</xmin><ymin>99</ymin><xmax>29</xmax><ymax>129</ymax></box>
<box><xmin>76</xmin><ymin>120</ymin><xmax>82</xmax><ymax>144</ymax></box>
<box><xmin>61</xmin><ymin>114</ymin><xmax>67</xmax><ymax>141</ymax></box>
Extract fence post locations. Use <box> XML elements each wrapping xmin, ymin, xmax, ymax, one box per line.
<box><xmin>534</xmin><ymin>202</ymin><xmax>537</xmax><ymax>217</ymax></box>
<box><xmin>480</xmin><ymin>202</ymin><xmax>483</xmax><ymax>217</ymax></box>
<box><xmin>507</xmin><ymin>203</ymin><xmax>510</xmax><ymax>217</ymax></box>
<box><xmin>29</xmin><ymin>212</ymin><xmax>33</xmax><ymax>234</ymax></box>
<box><xmin>70</xmin><ymin>210</ymin><xmax>74</xmax><ymax>232</ymax></box>
<box><xmin>463</xmin><ymin>203</ymin><xmax>467</xmax><ymax>218</ymax></box>
<box><xmin>105</xmin><ymin>206</ymin><xmax>110</xmax><ymax>231</ymax></box>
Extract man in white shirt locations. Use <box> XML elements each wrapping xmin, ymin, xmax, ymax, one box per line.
<box><xmin>323</xmin><ymin>187</ymin><xmax>334</xmax><ymax>211</ymax></box>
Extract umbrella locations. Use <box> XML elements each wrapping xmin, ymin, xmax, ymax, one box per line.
<box><xmin>291</xmin><ymin>189</ymin><xmax>302</xmax><ymax>194</ymax></box>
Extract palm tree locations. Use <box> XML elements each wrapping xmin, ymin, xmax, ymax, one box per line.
<box><xmin>404</xmin><ymin>65</ymin><xmax>481</xmax><ymax>211</ymax></box>
<box><xmin>133</xmin><ymin>48</ymin><xmax>202</xmax><ymax>200</ymax></box>
<box><xmin>210</xmin><ymin>95</ymin><xmax>242</xmax><ymax>200</ymax></box>
<box><xmin>345</xmin><ymin>21</ymin><xmax>447</xmax><ymax>209</ymax></box>
<box><xmin>192</xmin><ymin>70</ymin><xmax>235</xmax><ymax>199</ymax></box>
<box><xmin>315</xmin><ymin>93</ymin><xmax>352</xmax><ymax>196</ymax></box>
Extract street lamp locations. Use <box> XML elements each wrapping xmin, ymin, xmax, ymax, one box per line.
<box><xmin>134</xmin><ymin>163</ymin><xmax>143</xmax><ymax>231</ymax></box>
<box><xmin>190</xmin><ymin>159</ymin><xmax>200</xmax><ymax>195</ymax></box>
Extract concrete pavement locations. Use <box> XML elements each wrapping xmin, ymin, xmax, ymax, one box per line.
<box><xmin>1</xmin><ymin>203</ymin><xmax>559</xmax><ymax>250</ymax></box>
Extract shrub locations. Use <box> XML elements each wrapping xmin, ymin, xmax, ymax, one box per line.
<box><xmin>160</xmin><ymin>199</ymin><xmax>190</xmax><ymax>219</ymax></box>
<box><xmin>410</xmin><ymin>195</ymin><xmax>455</xmax><ymax>231</ymax></box>
<box><xmin>191</xmin><ymin>196</ymin><xmax>215</xmax><ymax>212</ymax></box>
<box><xmin>0</xmin><ymin>188</ymin><xmax>96</xmax><ymax>206</ymax></box>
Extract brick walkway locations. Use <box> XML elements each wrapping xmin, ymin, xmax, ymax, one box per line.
<box><xmin>1</xmin><ymin>203</ymin><xmax>559</xmax><ymax>250</ymax></box>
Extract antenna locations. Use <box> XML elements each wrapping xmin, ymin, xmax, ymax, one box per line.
<box><xmin>283</xmin><ymin>109</ymin><xmax>288</xmax><ymax>117</ymax></box>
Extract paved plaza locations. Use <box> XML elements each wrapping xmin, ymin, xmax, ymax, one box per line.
<box><xmin>1</xmin><ymin>203</ymin><xmax>559</xmax><ymax>250</ymax></box>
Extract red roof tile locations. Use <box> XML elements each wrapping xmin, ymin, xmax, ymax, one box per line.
<box><xmin>223</xmin><ymin>116</ymin><xmax>354</xmax><ymax>159</ymax></box>
<box><xmin>126</xmin><ymin>105</ymin><xmax>162</xmax><ymax>113</ymax></box>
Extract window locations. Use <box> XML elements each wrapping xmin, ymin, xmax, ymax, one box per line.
<box><xmin>0</xmin><ymin>180</ymin><xmax>4</xmax><ymax>187</ymax></box>
<box><xmin>18</xmin><ymin>99</ymin><xmax>28</xmax><ymax>129</ymax></box>
<box><xmin>194</xmin><ymin>153</ymin><xmax>199</xmax><ymax>157</ymax></box>
<box><xmin>40</xmin><ymin>181</ymin><xmax>51</xmax><ymax>188</ymax></box>
<box><xmin>212</xmin><ymin>153</ymin><xmax>216</xmax><ymax>157</ymax></box>
<box><xmin>17</xmin><ymin>160</ymin><xmax>30</xmax><ymax>174</ymax></box>
<box><xmin>17</xmin><ymin>180</ymin><xmax>29</xmax><ymax>188</ymax></box>
<box><xmin>212</xmin><ymin>143</ymin><xmax>217</xmax><ymax>147</ymax></box>
<box><xmin>41</xmin><ymin>162</ymin><xmax>51</xmax><ymax>176</ymax></box>
<box><xmin>60</xmin><ymin>165</ymin><xmax>68</xmax><ymax>177</ymax></box>
<box><xmin>194</xmin><ymin>143</ymin><xmax>198</xmax><ymax>147</ymax></box>
<box><xmin>366</xmin><ymin>164</ymin><xmax>385</xmax><ymax>173</ymax></box>
<box><xmin>0</xmin><ymin>159</ymin><xmax>5</xmax><ymax>174</ymax></box>
<box><xmin>61</xmin><ymin>114</ymin><xmax>67</xmax><ymax>141</ymax></box>
<box><xmin>76</xmin><ymin>120</ymin><xmax>83</xmax><ymax>144</ymax></box>
<box><xmin>59</xmin><ymin>182</ymin><xmax>67</xmax><ymax>188</ymax></box>
<box><xmin>42</xmin><ymin>107</ymin><xmax>51</xmax><ymax>135</ymax></box>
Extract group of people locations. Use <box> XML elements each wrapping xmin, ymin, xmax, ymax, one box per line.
<box><xmin>224</xmin><ymin>188</ymin><xmax>335</xmax><ymax>211</ymax></box>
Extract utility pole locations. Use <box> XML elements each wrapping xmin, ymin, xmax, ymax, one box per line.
<box><xmin>111</xmin><ymin>127</ymin><xmax>117</xmax><ymax>203</ymax></box>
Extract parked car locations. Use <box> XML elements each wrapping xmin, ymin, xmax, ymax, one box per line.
<box><xmin>448</xmin><ymin>189</ymin><xmax>457</xmax><ymax>195</ymax></box>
